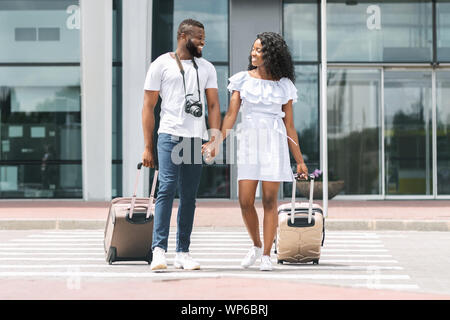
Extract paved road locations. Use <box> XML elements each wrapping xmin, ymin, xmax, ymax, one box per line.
<box><xmin>0</xmin><ymin>228</ymin><xmax>449</xmax><ymax>299</ymax></box>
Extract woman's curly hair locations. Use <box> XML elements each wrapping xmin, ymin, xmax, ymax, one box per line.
<box><xmin>248</xmin><ymin>32</ymin><xmax>295</xmax><ymax>82</ymax></box>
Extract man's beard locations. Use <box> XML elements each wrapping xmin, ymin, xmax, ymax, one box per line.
<box><xmin>186</xmin><ymin>39</ymin><xmax>202</xmax><ymax>58</ymax></box>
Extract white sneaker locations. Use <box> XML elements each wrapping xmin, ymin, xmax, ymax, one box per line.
<box><xmin>150</xmin><ymin>247</ymin><xmax>167</xmax><ymax>271</ymax></box>
<box><xmin>241</xmin><ymin>246</ymin><xmax>263</xmax><ymax>268</ymax></box>
<box><xmin>174</xmin><ymin>252</ymin><xmax>200</xmax><ymax>270</ymax></box>
<box><xmin>259</xmin><ymin>255</ymin><xmax>273</xmax><ymax>271</ymax></box>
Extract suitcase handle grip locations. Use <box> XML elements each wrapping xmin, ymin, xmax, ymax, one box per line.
<box><xmin>291</xmin><ymin>173</ymin><xmax>315</xmax><ymax>224</ymax></box>
<box><xmin>130</xmin><ymin>162</ymin><xmax>158</xmax><ymax>219</ymax></box>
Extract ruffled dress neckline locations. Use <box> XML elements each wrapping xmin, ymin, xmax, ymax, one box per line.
<box><xmin>247</xmin><ymin>71</ymin><xmax>278</xmax><ymax>82</ymax></box>
<box><xmin>227</xmin><ymin>71</ymin><xmax>298</xmax><ymax>105</ymax></box>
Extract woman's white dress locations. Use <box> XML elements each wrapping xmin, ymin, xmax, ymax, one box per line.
<box><xmin>227</xmin><ymin>71</ymin><xmax>298</xmax><ymax>182</ymax></box>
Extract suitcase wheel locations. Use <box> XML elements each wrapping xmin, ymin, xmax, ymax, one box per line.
<box><xmin>312</xmin><ymin>259</ymin><xmax>319</xmax><ymax>265</ymax></box>
<box><xmin>277</xmin><ymin>260</ymin><xmax>284</xmax><ymax>265</ymax></box>
<box><xmin>107</xmin><ymin>247</ymin><xmax>117</xmax><ymax>265</ymax></box>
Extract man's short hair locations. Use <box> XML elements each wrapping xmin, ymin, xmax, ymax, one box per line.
<box><xmin>177</xmin><ymin>19</ymin><xmax>204</xmax><ymax>40</ymax></box>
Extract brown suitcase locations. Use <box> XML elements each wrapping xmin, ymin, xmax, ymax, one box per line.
<box><xmin>104</xmin><ymin>162</ymin><xmax>158</xmax><ymax>265</ymax></box>
<box><xmin>275</xmin><ymin>176</ymin><xmax>325</xmax><ymax>264</ymax></box>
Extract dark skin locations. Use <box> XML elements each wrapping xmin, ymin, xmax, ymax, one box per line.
<box><xmin>142</xmin><ymin>26</ymin><xmax>221</xmax><ymax>168</ymax></box>
<box><xmin>211</xmin><ymin>38</ymin><xmax>308</xmax><ymax>256</ymax></box>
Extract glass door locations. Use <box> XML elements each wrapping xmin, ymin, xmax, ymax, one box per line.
<box><xmin>437</xmin><ymin>69</ymin><xmax>450</xmax><ymax>196</ymax></box>
<box><xmin>384</xmin><ymin>70</ymin><xmax>433</xmax><ymax>196</ymax></box>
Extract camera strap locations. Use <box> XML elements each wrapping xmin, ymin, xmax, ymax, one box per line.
<box><xmin>174</xmin><ymin>52</ymin><xmax>201</xmax><ymax>100</ymax></box>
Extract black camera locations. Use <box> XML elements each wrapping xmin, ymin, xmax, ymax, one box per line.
<box><xmin>174</xmin><ymin>53</ymin><xmax>203</xmax><ymax>118</ymax></box>
<box><xmin>185</xmin><ymin>94</ymin><xmax>202</xmax><ymax>117</ymax></box>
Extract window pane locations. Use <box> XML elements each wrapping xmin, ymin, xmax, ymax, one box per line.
<box><xmin>437</xmin><ymin>70</ymin><xmax>450</xmax><ymax>194</ymax></box>
<box><xmin>0</xmin><ymin>67</ymin><xmax>81</xmax><ymax>198</ymax></box>
<box><xmin>0</xmin><ymin>0</ymin><xmax>80</xmax><ymax>63</ymax></box>
<box><xmin>172</xmin><ymin>0</ymin><xmax>228</xmax><ymax>62</ymax></box>
<box><xmin>214</xmin><ymin>65</ymin><xmax>229</xmax><ymax>114</ymax></box>
<box><xmin>112</xmin><ymin>66</ymin><xmax>122</xmax><ymax>197</ymax></box>
<box><xmin>283</xmin><ymin>0</ymin><xmax>318</xmax><ymax>62</ymax></box>
<box><xmin>327</xmin><ymin>1</ymin><xmax>432</xmax><ymax>62</ymax></box>
<box><xmin>437</xmin><ymin>1</ymin><xmax>450</xmax><ymax>62</ymax></box>
<box><xmin>384</xmin><ymin>70</ymin><xmax>432</xmax><ymax>195</ymax></box>
<box><xmin>283</xmin><ymin>65</ymin><xmax>319</xmax><ymax>198</ymax></box>
<box><xmin>0</xmin><ymin>163</ymin><xmax>81</xmax><ymax>198</ymax></box>
<box><xmin>328</xmin><ymin>69</ymin><xmax>381</xmax><ymax>195</ymax></box>
<box><xmin>113</xmin><ymin>0</ymin><xmax>122</xmax><ymax>63</ymax></box>
<box><xmin>112</xmin><ymin>0</ymin><xmax>123</xmax><ymax>198</ymax></box>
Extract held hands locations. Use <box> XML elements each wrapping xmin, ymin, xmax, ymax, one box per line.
<box><xmin>201</xmin><ymin>139</ymin><xmax>220</xmax><ymax>164</ymax></box>
<box><xmin>295</xmin><ymin>162</ymin><xmax>309</xmax><ymax>181</ymax></box>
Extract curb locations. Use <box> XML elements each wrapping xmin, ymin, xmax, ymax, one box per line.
<box><xmin>0</xmin><ymin>219</ymin><xmax>450</xmax><ymax>231</ymax></box>
<box><xmin>324</xmin><ymin>219</ymin><xmax>450</xmax><ymax>232</ymax></box>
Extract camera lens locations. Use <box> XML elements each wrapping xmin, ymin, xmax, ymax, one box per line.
<box><xmin>192</xmin><ymin>105</ymin><xmax>202</xmax><ymax>117</ymax></box>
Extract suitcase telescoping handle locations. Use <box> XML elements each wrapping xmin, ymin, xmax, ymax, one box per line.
<box><xmin>291</xmin><ymin>173</ymin><xmax>315</xmax><ymax>224</ymax></box>
<box><xmin>129</xmin><ymin>162</ymin><xmax>158</xmax><ymax>219</ymax></box>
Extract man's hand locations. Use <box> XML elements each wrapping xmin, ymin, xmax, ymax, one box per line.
<box><xmin>142</xmin><ymin>148</ymin><xmax>155</xmax><ymax>168</ymax></box>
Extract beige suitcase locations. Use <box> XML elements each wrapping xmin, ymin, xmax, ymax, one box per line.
<box><xmin>104</xmin><ymin>162</ymin><xmax>158</xmax><ymax>265</ymax></box>
<box><xmin>275</xmin><ymin>176</ymin><xmax>325</xmax><ymax>264</ymax></box>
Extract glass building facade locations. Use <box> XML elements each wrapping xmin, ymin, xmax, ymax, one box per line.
<box><xmin>0</xmin><ymin>0</ymin><xmax>82</xmax><ymax>198</ymax></box>
<box><xmin>0</xmin><ymin>0</ymin><xmax>449</xmax><ymax>200</ymax></box>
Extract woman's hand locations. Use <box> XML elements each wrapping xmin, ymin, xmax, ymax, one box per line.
<box><xmin>296</xmin><ymin>162</ymin><xmax>308</xmax><ymax>180</ymax></box>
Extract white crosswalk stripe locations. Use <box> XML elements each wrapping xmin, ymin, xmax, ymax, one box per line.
<box><xmin>0</xmin><ymin>229</ymin><xmax>420</xmax><ymax>291</ymax></box>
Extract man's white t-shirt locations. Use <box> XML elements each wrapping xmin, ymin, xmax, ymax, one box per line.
<box><xmin>144</xmin><ymin>52</ymin><xmax>218</xmax><ymax>140</ymax></box>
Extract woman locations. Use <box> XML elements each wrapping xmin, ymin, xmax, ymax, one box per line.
<box><xmin>205</xmin><ymin>32</ymin><xmax>308</xmax><ymax>271</ymax></box>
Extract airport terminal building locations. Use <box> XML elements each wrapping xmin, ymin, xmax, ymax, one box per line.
<box><xmin>0</xmin><ymin>0</ymin><xmax>449</xmax><ymax>201</ymax></box>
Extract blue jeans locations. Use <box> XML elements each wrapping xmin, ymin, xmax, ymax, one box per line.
<box><xmin>152</xmin><ymin>133</ymin><xmax>203</xmax><ymax>252</ymax></box>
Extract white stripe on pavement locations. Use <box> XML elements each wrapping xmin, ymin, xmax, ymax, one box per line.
<box><xmin>0</xmin><ymin>248</ymin><xmax>105</xmax><ymax>251</ymax></box>
<box><xmin>29</xmin><ymin>235</ymin><xmax>380</xmax><ymax>240</ymax></box>
<box><xmin>0</xmin><ymin>271</ymin><xmax>410</xmax><ymax>281</ymax></box>
<box><xmin>323</xmin><ymin>245</ymin><xmax>384</xmax><ymax>248</ymax></box>
<box><xmin>0</xmin><ymin>257</ymin><xmax>398</xmax><ymax>264</ymax></box>
<box><xmin>352</xmin><ymin>284</ymin><xmax>420</xmax><ymax>290</ymax></box>
<box><xmin>0</xmin><ymin>244</ymin><xmax>103</xmax><ymax>247</ymax></box>
<box><xmin>161</xmin><ymin>252</ymin><xmax>392</xmax><ymax>258</ymax></box>
<box><xmin>0</xmin><ymin>258</ymin><xmax>106</xmax><ymax>261</ymax></box>
<box><xmin>0</xmin><ymin>252</ymin><xmax>105</xmax><ymax>256</ymax></box>
<box><xmin>0</xmin><ymin>254</ymin><xmax>398</xmax><ymax>263</ymax></box>
<box><xmin>0</xmin><ymin>246</ymin><xmax>389</xmax><ymax>253</ymax></box>
<box><xmin>0</xmin><ymin>251</ymin><xmax>392</xmax><ymax>258</ymax></box>
<box><xmin>0</xmin><ymin>264</ymin><xmax>404</xmax><ymax>271</ymax></box>
<box><xmin>16</xmin><ymin>238</ymin><xmax>383</xmax><ymax>244</ymax></box>
<box><xmin>42</xmin><ymin>231</ymin><xmax>380</xmax><ymax>235</ymax></box>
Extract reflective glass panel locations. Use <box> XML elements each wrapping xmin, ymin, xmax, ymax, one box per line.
<box><xmin>384</xmin><ymin>70</ymin><xmax>432</xmax><ymax>195</ymax></box>
<box><xmin>0</xmin><ymin>67</ymin><xmax>82</xmax><ymax>198</ymax></box>
<box><xmin>172</xmin><ymin>0</ymin><xmax>228</xmax><ymax>62</ymax></box>
<box><xmin>113</xmin><ymin>0</ymin><xmax>122</xmax><ymax>63</ymax></box>
<box><xmin>112</xmin><ymin>0</ymin><xmax>122</xmax><ymax>198</ymax></box>
<box><xmin>152</xmin><ymin>0</ymin><xmax>230</xmax><ymax>198</ymax></box>
<box><xmin>112</xmin><ymin>66</ymin><xmax>122</xmax><ymax>198</ymax></box>
<box><xmin>437</xmin><ymin>70</ymin><xmax>450</xmax><ymax>194</ymax></box>
<box><xmin>327</xmin><ymin>1</ymin><xmax>432</xmax><ymax>62</ymax></box>
<box><xmin>283</xmin><ymin>0</ymin><xmax>318</xmax><ymax>62</ymax></box>
<box><xmin>327</xmin><ymin>69</ymin><xmax>381</xmax><ymax>195</ymax></box>
<box><xmin>283</xmin><ymin>65</ymin><xmax>319</xmax><ymax>198</ymax></box>
<box><xmin>437</xmin><ymin>1</ymin><xmax>450</xmax><ymax>62</ymax></box>
<box><xmin>0</xmin><ymin>0</ymin><xmax>80</xmax><ymax>63</ymax></box>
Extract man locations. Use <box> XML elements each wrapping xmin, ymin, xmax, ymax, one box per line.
<box><xmin>142</xmin><ymin>19</ymin><xmax>221</xmax><ymax>271</ymax></box>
